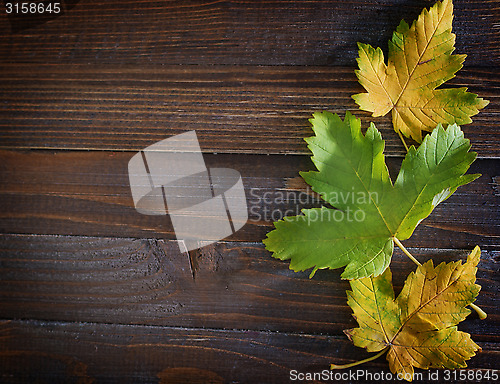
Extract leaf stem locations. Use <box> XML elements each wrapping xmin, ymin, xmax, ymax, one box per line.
<box><xmin>331</xmin><ymin>347</ymin><xmax>389</xmax><ymax>370</ymax></box>
<box><xmin>397</xmin><ymin>130</ymin><xmax>409</xmax><ymax>152</ymax></box>
<box><xmin>393</xmin><ymin>237</ymin><xmax>421</xmax><ymax>266</ymax></box>
<box><xmin>470</xmin><ymin>303</ymin><xmax>487</xmax><ymax>320</ymax></box>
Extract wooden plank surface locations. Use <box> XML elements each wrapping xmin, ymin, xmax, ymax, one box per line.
<box><xmin>0</xmin><ymin>65</ymin><xmax>497</xmax><ymax>157</ymax></box>
<box><xmin>1</xmin><ymin>319</ymin><xmax>498</xmax><ymax>384</ymax></box>
<box><xmin>1</xmin><ymin>0</ymin><xmax>499</xmax><ymax>382</ymax></box>
<box><xmin>0</xmin><ymin>234</ymin><xmax>498</xmax><ymax>336</ymax></box>
<box><xmin>0</xmin><ymin>0</ymin><xmax>498</xmax><ymax>67</ymax></box>
<box><xmin>0</xmin><ymin>150</ymin><xmax>498</xmax><ymax>247</ymax></box>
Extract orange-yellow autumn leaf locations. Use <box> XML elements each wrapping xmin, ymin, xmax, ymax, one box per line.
<box><xmin>340</xmin><ymin>246</ymin><xmax>482</xmax><ymax>381</ymax></box>
<box><xmin>352</xmin><ymin>0</ymin><xmax>489</xmax><ymax>143</ymax></box>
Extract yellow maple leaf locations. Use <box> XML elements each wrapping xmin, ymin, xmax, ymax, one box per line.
<box><xmin>335</xmin><ymin>246</ymin><xmax>483</xmax><ymax>381</ymax></box>
<box><xmin>353</xmin><ymin>0</ymin><xmax>489</xmax><ymax>143</ymax></box>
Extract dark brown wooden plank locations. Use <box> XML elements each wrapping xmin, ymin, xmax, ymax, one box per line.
<box><xmin>0</xmin><ymin>2</ymin><xmax>497</xmax><ymax>383</ymax></box>
<box><xmin>0</xmin><ymin>150</ymin><xmax>498</xmax><ymax>247</ymax></box>
<box><xmin>0</xmin><ymin>0</ymin><xmax>498</xmax><ymax>67</ymax></box>
<box><xmin>0</xmin><ymin>65</ymin><xmax>498</xmax><ymax>157</ymax></box>
<box><xmin>1</xmin><ymin>319</ymin><xmax>498</xmax><ymax>384</ymax></box>
<box><xmin>0</xmin><ymin>234</ymin><xmax>498</xmax><ymax>337</ymax></box>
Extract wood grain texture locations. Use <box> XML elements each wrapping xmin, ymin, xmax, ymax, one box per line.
<box><xmin>1</xmin><ymin>319</ymin><xmax>498</xmax><ymax>384</ymax></box>
<box><xmin>0</xmin><ymin>65</ymin><xmax>498</xmax><ymax>157</ymax></box>
<box><xmin>0</xmin><ymin>0</ymin><xmax>498</xmax><ymax>382</ymax></box>
<box><xmin>0</xmin><ymin>150</ymin><xmax>498</xmax><ymax>247</ymax></box>
<box><xmin>0</xmin><ymin>0</ymin><xmax>498</xmax><ymax>66</ymax></box>
<box><xmin>0</xmin><ymin>234</ymin><xmax>498</xmax><ymax>336</ymax></box>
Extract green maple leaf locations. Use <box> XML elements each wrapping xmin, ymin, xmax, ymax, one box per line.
<box><xmin>353</xmin><ymin>0</ymin><xmax>489</xmax><ymax>143</ymax></box>
<box><xmin>339</xmin><ymin>246</ymin><xmax>482</xmax><ymax>381</ymax></box>
<box><xmin>263</xmin><ymin>111</ymin><xmax>478</xmax><ymax>279</ymax></box>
